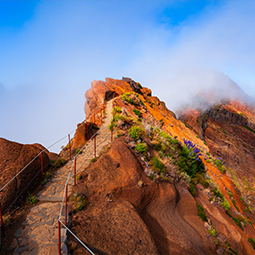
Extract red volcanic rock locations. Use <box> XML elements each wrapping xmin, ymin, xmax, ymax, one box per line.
<box><xmin>0</xmin><ymin>138</ymin><xmax>49</xmax><ymax>213</ymax></box>
<box><xmin>84</xmin><ymin>77</ymin><xmax>149</xmax><ymax>118</ymax></box>
<box><xmin>71</xmin><ymin>121</ymin><xmax>98</xmax><ymax>152</ymax></box>
<box><xmin>68</xmin><ymin>138</ymin><xmax>217</xmax><ymax>254</ymax></box>
<box><xmin>33</xmin><ymin>143</ymin><xmax>59</xmax><ymax>161</ymax></box>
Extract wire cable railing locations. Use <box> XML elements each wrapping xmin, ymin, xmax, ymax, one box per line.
<box><xmin>0</xmin><ymin>101</ymin><xmax>107</xmax><ymax>242</ymax></box>
<box><xmin>57</xmin><ymin>99</ymin><xmax>115</xmax><ymax>255</ymax></box>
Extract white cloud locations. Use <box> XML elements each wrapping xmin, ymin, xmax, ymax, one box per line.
<box><xmin>0</xmin><ymin>0</ymin><xmax>255</xmax><ymax>151</ymax></box>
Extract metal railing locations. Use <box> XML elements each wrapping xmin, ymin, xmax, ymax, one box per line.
<box><xmin>57</xmin><ymin>99</ymin><xmax>115</xmax><ymax>254</ymax></box>
<box><xmin>0</xmin><ymin>101</ymin><xmax>107</xmax><ymax>242</ymax></box>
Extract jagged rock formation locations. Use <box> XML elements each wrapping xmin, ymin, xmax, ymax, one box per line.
<box><xmin>0</xmin><ymin>138</ymin><xmax>49</xmax><ymax>213</ymax></box>
<box><xmin>179</xmin><ymin>99</ymin><xmax>255</xmax><ymax>208</ymax></box>
<box><xmin>67</xmin><ymin>78</ymin><xmax>255</xmax><ymax>255</ymax></box>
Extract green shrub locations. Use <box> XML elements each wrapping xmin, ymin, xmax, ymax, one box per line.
<box><xmin>27</xmin><ymin>193</ymin><xmax>38</xmax><ymax>205</ymax></box>
<box><xmin>212</xmin><ymin>158</ymin><xmax>226</xmax><ymax>174</ymax></box>
<box><xmin>228</xmin><ymin>190</ymin><xmax>234</xmax><ymax>197</ymax></box>
<box><xmin>135</xmin><ymin>143</ymin><xmax>147</xmax><ymax>155</ymax></box>
<box><xmin>45</xmin><ymin>172</ymin><xmax>52</xmax><ymax>178</ymax></box>
<box><xmin>226</xmin><ymin>210</ymin><xmax>243</xmax><ymax>230</ymax></box>
<box><xmin>137</xmin><ymin>83</ymin><xmax>142</xmax><ymax>89</ymax></box>
<box><xmin>90</xmin><ymin>157</ymin><xmax>98</xmax><ymax>163</ymax></box>
<box><xmin>153</xmin><ymin>139</ymin><xmax>167</xmax><ymax>153</ymax></box>
<box><xmin>70</xmin><ymin>194</ymin><xmax>88</xmax><ymax>211</ymax></box>
<box><xmin>221</xmin><ymin>198</ymin><xmax>231</xmax><ymax>210</ymax></box>
<box><xmin>245</xmin><ymin>125</ymin><xmax>255</xmax><ymax>134</ymax></box>
<box><xmin>152</xmin><ymin>156</ymin><xmax>165</xmax><ymax>173</ymax></box>
<box><xmin>232</xmin><ymin>199</ymin><xmax>239</xmax><ymax>211</ymax></box>
<box><xmin>133</xmin><ymin>109</ymin><xmax>142</xmax><ymax>117</ymax></box>
<box><xmin>197</xmin><ymin>203</ymin><xmax>208</xmax><ymax>222</ymax></box>
<box><xmin>129</xmin><ymin>125</ymin><xmax>144</xmax><ymax>141</ymax></box>
<box><xmin>75</xmin><ymin>149</ymin><xmax>82</xmax><ymax>155</ymax></box>
<box><xmin>248</xmin><ymin>238</ymin><xmax>255</xmax><ymax>249</ymax></box>
<box><xmin>189</xmin><ymin>183</ymin><xmax>197</xmax><ymax>197</ymax></box>
<box><xmin>53</xmin><ymin>158</ymin><xmax>65</xmax><ymax>168</ymax></box>
<box><xmin>109</xmin><ymin>121</ymin><xmax>117</xmax><ymax>131</ymax></box>
<box><xmin>177</xmin><ymin>145</ymin><xmax>205</xmax><ymax>180</ymax></box>
<box><xmin>114</xmin><ymin>106</ymin><xmax>122</xmax><ymax>113</ymax></box>
<box><xmin>208</xmin><ymin>226</ymin><xmax>217</xmax><ymax>237</ymax></box>
<box><xmin>211</xmin><ymin>188</ymin><xmax>224</xmax><ymax>200</ymax></box>
<box><xmin>76</xmin><ymin>174</ymin><xmax>81</xmax><ymax>180</ymax></box>
<box><xmin>122</xmin><ymin>92</ymin><xmax>136</xmax><ymax>105</ymax></box>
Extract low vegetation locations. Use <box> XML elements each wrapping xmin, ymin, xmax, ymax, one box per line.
<box><xmin>208</xmin><ymin>226</ymin><xmax>217</xmax><ymax>237</ymax></box>
<box><xmin>197</xmin><ymin>203</ymin><xmax>208</xmax><ymax>222</ymax></box>
<box><xmin>129</xmin><ymin>125</ymin><xmax>145</xmax><ymax>141</ymax></box>
<box><xmin>27</xmin><ymin>193</ymin><xmax>38</xmax><ymax>205</ymax></box>
<box><xmin>135</xmin><ymin>143</ymin><xmax>147</xmax><ymax>155</ymax></box>
<box><xmin>70</xmin><ymin>193</ymin><xmax>88</xmax><ymax>211</ymax></box>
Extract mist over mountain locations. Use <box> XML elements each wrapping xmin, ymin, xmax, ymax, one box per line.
<box><xmin>164</xmin><ymin>70</ymin><xmax>255</xmax><ymax>115</ymax></box>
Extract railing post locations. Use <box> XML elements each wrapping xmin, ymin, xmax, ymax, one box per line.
<box><xmin>0</xmin><ymin>203</ymin><xmax>4</xmax><ymax>236</ymax></box>
<box><xmin>68</xmin><ymin>134</ymin><xmax>71</xmax><ymax>160</ymax></box>
<box><xmin>41</xmin><ymin>153</ymin><xmax>44</xmax><ymax>179</ymax></box>
<box><xmin>86</xmin><ymin>122</ymin><xmax>89</xmax><ymax>140</ymax></box>
<box><xmin>65</xmin><ymin>182</ymin><xmax>68</xmax><ymax>226</ymax></box>
<box><xmin>111</xmin><ymin>122</ymin><xmax>113</xmax><ymax>142</ymax></box>
<box><xmin>58</xmin><ymin>220</ymin><xmax>61</xmax><ymax>255</ymax></box>
<box><xmin>74</xmin><ymin>157</ymin><xmax>76</xmax><ymax>186</ymax></box>
<box><xmin>94</xmin><ymin>135</ymin><xmax>96</xmax><ymax>158</ymax></box>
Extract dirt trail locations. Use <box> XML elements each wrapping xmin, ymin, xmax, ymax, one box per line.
<box><xmin>9</xmin><ymin>100</ymin><xmax>113</xmax><ymax>255</ymax></box>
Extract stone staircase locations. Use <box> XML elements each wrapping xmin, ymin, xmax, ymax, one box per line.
<box><xmin>10</xmin><ymin>100</ymin><xmax>113</xmax><ymax>255</ymax></box>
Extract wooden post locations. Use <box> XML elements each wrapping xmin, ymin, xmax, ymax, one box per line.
<box><xmin>74</xmin><ymin>158</ymin><xmax>76</xmax><ymax>186</ymax></box>
<box><xmin>94</xmin><ymin>135</ymin><xmax>96</xmax><ymax>158</ymax></box>
<box><xmin>0</xmin><ymin>204</ymin><xmax>4</xmax><ymax>236</ymax></box>
<box><xmin>68</xmin><ymin>134</ymin><xmax>71</xmax><ymax>160</ymax></box>
<box><xmin>65</xmin><ymin>182</ymin><xmax>68</xmax><ymax>226</ymax></box>
<box><xmin>93</xmin><ymin>113</ymin><xmax>95</xmax><ymax>123</ymax></box>
<box><xmin>58</xmin><ymin>220</ymin><xmax>61</xmax><ymax>255</ymax></box>
<box><xmin>41</xmin><ymin>153</ymin><xmax>43</xmax><ymax>179</ymax></box>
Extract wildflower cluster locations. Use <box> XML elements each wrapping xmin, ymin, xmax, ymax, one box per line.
<box><xmin>178</xmin><ymin>139</ymin><xmax>205</xmax><ymax>179</ymax></box>
<box><xmin>184</xmin><ymin>139</ymin><xmax>202</xmax><ymax>162</ymax></box>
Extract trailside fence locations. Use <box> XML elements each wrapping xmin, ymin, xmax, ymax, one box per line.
<box><xmin>0</xmin><ymin>101</ymin><xmax>107</xmax><ymax>245</ymax></box>
<box><xmin>57</xmin><ymin>99</ymin><xmax>116</xmax><ymax>254</ymax></box>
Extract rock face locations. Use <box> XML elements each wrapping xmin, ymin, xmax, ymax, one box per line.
<box><xmin>71</xmin><ymin>77</ymin><xmax>153</xmax><ymax>152</ymax></box>
<box><xmin>179</xmin><ymin>100</ymin><xmax>255</xmax><ymax>207</ymax></box>
<box><xmin>84</xmin><ymin>77</ymin><xmax>152</xmax><ymax>117</ymax></box>
<box><xmin>0</xmin><ymin>138</ymin><xmax>49</xmax><ymax>213</ymax></box>
<box><xmin>69</xmin><ymin>138</ymin><xmax>254</xmax><ymax>255</ymax></box>
<box><xmin>68</xmin><ymin>77</ymin><xmax>255</xmax><ymax>255</ymax></box>
<box><xmin>69</xmin><ymin>139</ymin><xmax>216</xmax><ymax>255</ymax></box>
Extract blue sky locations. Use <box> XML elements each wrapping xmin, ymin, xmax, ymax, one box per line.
<box><xmin>0</xmin><ymin>0</ymin><xmax>254</xmax><ymax>152</ymax></box>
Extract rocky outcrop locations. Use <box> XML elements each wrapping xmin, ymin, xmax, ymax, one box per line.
<box><xmin>72</xmin><ymin>78</ymin><xmax>153</xmax><ymax>152</ymax></box>
<box><xmin>84</xmin><ymin>77</ymin><xmax>151</xmax><ymax>117</ymax></box>
<box><xmin>0</xmin><ymin>138</ymin><xmax>49</xmax><ymax>213</ymax></box>
<box><xmin>67</xmin><ymin>77</ymin><xmax>255</xmax><ymax>254</ymax></box>
<box><xmin>68</xmin><ymin>139</ymin><xmax>215</xmax><ymax>254</ymax></box>
<box><xmin>33</xmin><ymin>143</ymin><xmax>59</xmax><ymax>161</ymax></box>
<box><xmin>179</xmin><ymin>100</ymin><xmax>255</xmax><ymax>209</ymax></box>
<box><xmin>68</xmin><ymin>137</ymin><xmax>255</xmax><ymax>255</ymax></box>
